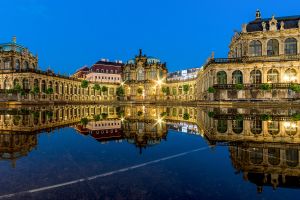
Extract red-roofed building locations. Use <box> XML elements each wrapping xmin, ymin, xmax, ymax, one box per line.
<box><xmin>72</xmin><ymin>59</ymin><xmax>124</xmax><ymax>84</ymax></box>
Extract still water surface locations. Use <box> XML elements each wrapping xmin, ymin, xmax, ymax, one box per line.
<box><xmin>0</xmin><ymin>105</ymin><xmax>299</xmax><ymax>199</ymax></box>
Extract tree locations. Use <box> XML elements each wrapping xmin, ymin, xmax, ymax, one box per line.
<box><xmin>101</xmin><ymin>113</ymin><xmax>108</xmax><ymax>119</ymax></box>
<box><xmin>93</xmin><ymin>83</ymin><xmax>101</xmax><ymax>91</ymax></box>
<box><xmin>81</xmin><ymin>80</ymin><xmax>89</xmax><ymax>88</ymax></box>
<box><xmin>183</xmin><ymin>84</ymin><xmax>190</xmax><ymax>94</ymax></box>
<box><xmin>45</xmin><ymin>87</ymin><xmax>54</xmax><ymax>94</ymax></box>
<box><xmin>31</xmin><ymin>86</ymin><xmax>40</xmax><ymax>95</ymax></box>
<box><xmin>183</xmin><ymin>113</ymin><xmax>190</xmax><ymax>120</ymax></box>
<box><xmin>101</xmin><ymin>86</ymin><xmax>108</xmax><ymax>93</ymax></box>
<box><xmin>259</xmin><ymin>83</ymin><xmax>271</xmax><ymax>91</ymax></box>
<box><xmin>13</xmin><ymin>84</ymin><xmax>22</xmax><ymax>92</ymax></box>
<box><xmin>116</xmin><ymin>86</ymin><xmax>125</xmax><ymax>97</ymax></box>
<box><xmin>137</xmin><ymin>88</ymin><xmax>143</xmax><ymax>95</ymax></box>
<box><xmin>93</xmin><ymin>114</ymin><xmax>101</xmax><ymax>121</ymax></box>
<box><xmin>162</xmin><ymin>87</ymin><xmax>170</xmax><ymax>95</ymax></box>
<box><xmin>80</xmin><ymin>118</ymin><xmax>89</xmax><ymax>126</ymax></box>
<box><xmin>208</xmin><ymin>87</ymin><xmax>216</xmax><ymax>93</ymax></box>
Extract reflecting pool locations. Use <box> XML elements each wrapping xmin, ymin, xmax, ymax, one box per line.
<box><xmin>0</xmin><ymin>105</ymin><xmax>300</xmax><ymax>199</ymax></box>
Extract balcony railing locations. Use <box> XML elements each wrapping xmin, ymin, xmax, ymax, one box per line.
<box><xmin>213</xmin><ymin>83</ymin><xmax>295</xmax><ymax>90</ymax></box>
<box><xmin>204</xmin><ymin>54</ymin><xmax>300</xmax><ymax>69</ymax></box>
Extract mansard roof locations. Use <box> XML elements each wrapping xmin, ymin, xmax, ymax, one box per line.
<box><xmin>246</xmin><ymin>15</ymin><xmax>300</xmax><ymax>32</ymax></box>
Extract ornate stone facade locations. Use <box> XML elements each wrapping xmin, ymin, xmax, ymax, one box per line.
<box><xmin>197</xmin><ymin>11</ymin><xmax>300</xmax><ymax>101</ymax></box>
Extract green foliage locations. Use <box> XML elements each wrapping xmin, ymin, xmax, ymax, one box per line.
<box><xmin>208</xmin><ymin>87</ymin><xmax>216</xmax><ymax>93</ymax></box>
<box><xmin>20</xmin><ymin>89</ymin><xmax>26</xmax><ymax>96</ymax></box>
<box><xmin>13</xmin><ymin>84</ymin><xmax>22</xmax><ymax>92</ymax></box>
<box><xmin>183</xmin><ymin>113</ymin><xmax>190</xmax><ymax>120</ymax></box>
<box><xmin>292</xmin><ymin>113</ymin><xmax>300</xmax><ymax>121</ymax></box>
<box><xmin>137</xmin><ymin>88</ymin><xmax>143</xmax><ymax>95</ymax></box>
<box><xmin>234</xmin><ymin>84</ymin><xmax>244</xmax><ymax>90</ymax></box>
<box><xmin>81</xmin><ymin>80</ymin><xmax>89</xmax><ymax>88</ymax></box>
<box><xmin>45</xmin><ymin>87</ymin><xmax>54</xmax><ymax>94</ymax></box>
<box><xmin>162</xmin><ymin>87</ymin><xmax>170</xmax><ymax>95</ymax></box>
<box><xmin>137</xmin><ymin>111</ymin><xmax>143</xmax><ymax>116</ymax></box>
<box><xmin>32</xmin><ymin>111</ymin><xmax>39</xmax><ymax>119</ymax></box>
<box><xmin>260</xmin><ymin>114</ymin><xmax>271</xmax><ymax>121</ymax></box>
<box><xmin>93</xmin><ymin>114</ymin><xmax>101</xmax><ymax>121</ymax></box>
<box><xmin>31</xmin><ymin>86</ymin><xmax>40</xmax><ymax>94</ymax></box>
<box><xmin>259</xmin><ymin>83</ymin><xmax>271</xmax><ymax>91</ymax></box>
<box><xmin>93</xmin><ymin>83</ymin><xmax>101</xmax><ymax>91</ymax></box>
<box><xmin>290</xmin><ymin>84</ymin><xmax>300</xmax><ymax>93</ymax></box>
<box><xmin>208</xmin><ymin>111</ymin><xmax>215</xmax><ymax>118</ymax></box>
<box><xmin>46</xmin><ymin>111</ymin><xmax>53</xmax><ymax>118</ymax></box>
<box><xmin>101</xmin><ymin>113</ymin><xmax>108</xmax><ymax>119</ymax></box>
<box><xmin>183</xmin><ymin>84</ymin><xmax>190</xmax><ymax>93</ymax></box>
<box><xmin>101</xmin><ymin>86</ymin><xmax>108</xmax><ymax>92</ymax></box>
<box><xmin>116</xmin><ymin>86</ymin><xmax>125</xmax><ymax>96</ymax></box>
<box><xmin>6</xmin><ymin>89</ymin><xmax>16</xmax><ymax>94</ymax></box>
<box><xmin>160</xmin><ymin>112</ymin><xmax>167</xmax><ymax>117</ymax></box>
<box><xmin>80</xmin><ymin>118</ymin><xmax>89</xmax><ymax>126</ymax></box>
<box><xmin>172</xmin><ymin>88</ymin><xmax>177</xmax><ymax>95</ymax></box>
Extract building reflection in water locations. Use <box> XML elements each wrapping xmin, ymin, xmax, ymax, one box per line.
<box><xmin>202</xmin><ymin>107</ymin><xmax>300</xmax><ymax>193</ymax></box>
<box><xmin>1</xmin><ymin>105</ymin><xmax>300</xmax><ymax>193</ymax></box>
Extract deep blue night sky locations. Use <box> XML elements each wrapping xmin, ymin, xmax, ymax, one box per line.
<box><xmin>0</xmin><ymin>0</ymin><xmax>299</xmax><ymax>74</ymax></box>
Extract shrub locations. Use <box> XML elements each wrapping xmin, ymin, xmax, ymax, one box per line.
<box><xmin>101</xmin><ymin>113</ymin><xmax>108</xmax><ymax>119</ymax></box>
<box><xmin>183</xmin><ymin>84</ymin><xmax>189</xmax><ymax>94</ymax></box>
<box><xmin>45</xmin><ymin>87</ymin><xmax>54</xmax><ymax>94</ymax></box>
<box><xmin>234</xmin><ymin>84</ymin><xmax>244</xmax><ymax>90</ymax></box>
<box><xmin>137</xmin><ymin>111</ymin><xmax>143</xmax><ymax>116</ymax></box>
<box><xmin>80</xmin><ymin>118</ymin><xmax>89</xmax><ymax>126</ymax></box>
<box><xmin>101</xmin><ymin>86</ymin><xmax>108</xmax><ymax>92</ymax></box>
<box><xmin>93</xmin><ymin>114</ymin><xmax>101</xmax><ymax>121</ymax></box>
<box><xmin>160</xmin><ymin>112</ymin><xmax>167</xmax><ymax>117</ymax></box>
<box><xmin>81</xmin><ymin>80</ymin><xmax>89</xmax><ymax>88</ymax></box>
<box><xmin>208</xmin><ymin>87</ymin><xmax>216</xmax><ymax>93</ymax></box>
<box><xmin>260</xmin><ymin>114</ymin><xmax>271</xmax><ymax>121</ymax></box>
<box><xmin>259</xmin><ymin>83</ymin><xmax>271</xmax><ymax>91</ymax></box>
<box><xmin>116</xmin><ymin>86</ymin><xmax>125</xmax><ymax>97</ymax></box>
<box><xmin>183</xmin><ymin>113</ymin><xmax>190</xmax><ymax>120</ymax></box>
<box><xmin>292</xmin><ymin>113</ymin><xmax>300</xmax><ymax>121</ymax></box>
<box><xmin>208</xmin><ymin>111</ymin><xmax>215</xmax><ymax>118</ymax></box>
<box><xmin>137</xmin><ymin>88</ymin><xmax>143</xmax><ymax>95</ymax></box>
<box><xmin>93</xmin><ymin>83</ymin><xmax>101</xmax><ymax>91</ymax></box>
<box><xmin>290</xmin><ymin>84</ymin><xmax>300</xmax><ymax>93</ymax></box>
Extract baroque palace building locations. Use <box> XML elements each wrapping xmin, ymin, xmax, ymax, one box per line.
<box><xmin>0</xmin><ymin>37</ymin><xmax>120</xmax><ymax>103</ymax></box>
<box><xmin>3</xmin><ymin>10</ymin><xmax>300</xmax><ymax>103</ymax></box>
<box><xmin>198</xmin><ymin>10</ymin><xmax>300</xmax><ymax>101</ymax></box>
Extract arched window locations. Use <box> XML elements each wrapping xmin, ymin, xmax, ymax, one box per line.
<box><xmin>232</xmin><ymin>70</ymin><xmax>243</xmax><ymax>84</ymax></box>
<box><xmin>249</xmin><ymin>40</ymin><xmax>262</xmax><ymax>56</ymax></box>
<box><xmin>268</xmin><ymin>148</ymin><xmax>280</xmax><ymax>166</ymax></box>
<box><xmin>41</xmin><ymin>80</ymin><xmax>46</xmax><ymax>92</ymax></box>
<box><xmin>268</xmin><ymin>121</ymin><xmax>279</xmax><ymax>135</ymax></box>
<box><xmin>217</xmin><ymin>71</ymin><xmax>227</xmax><ymax>84</ymax></box>
<box><xmin>55</xmin><ymin>82</ymin><xmax>59</xmax><ymax>94</ymax></box>
<box><xmin>4</xmin><ymin>60</ymin><xmax>10</xmax><ymax>69</ymax></box>
<box><xmin>124</xmin><ymin>69</ymin><xmax>131</xmax><ymax>81</ymax></box>
<box><xmin>150</xmin><ymin>68</ymin><xmax>157</xmax><ymax>80</ymax></box>
<box><xmin>285</xmin><ymin>38</ymin><xmax>297</xmax><ymax>55</ymax></box>
<box><xmin>284</xmin><ymin>121</ymin><xmax>297</xmax><ymax>135</ymax></box>
<box><xmin>250</xmin><ymin>120</ymin><xmax>262</xmax><ymax>134</ymax></box>
<box><xmin>267</xmin><ymin>39</ymin><xmax>279</xmax><ymax>56</ymax></box>
<box><xmin>217</xmin><ymin>120</ymin><xmax>227</xmax><ymax>133</ymax></box>
<box><xmin>15</xmin><ymin>60</ymin><xmax>20</xmax><ymax>71</ymax></box>
<box><xmin>267</xmin><ymin>69</ymin><xmax>279</xmax><ymax>83</ymax></box>
<box><xmin>13</xmin><ymin>79</ymin><xmax>19</xmax><ymax>87</ymax></box>
<box><xmin>250</xmin><ymin>69</ymin><xmax>262</xmax><ymax>84</ymax></box>
<box><xmin>24</xmin><ymin>61</ymin><xmax>29</xmax><ymax>70</ymax></box>
<box><xmin>284</xmin><ymin>68</ymin><xmax>297</xmax><ymax>82</ymax></box>
<box><xmin>286</xmin><ymin>149</ymin><xmax>299</xmax><ymax>167</ymax></box>
<box><xmin>232</xmin><ymin>119</ymin><xmax>243</xmax><ymax>134</ymax></box>
<box><xmin>137</xmin><ymin>68</ymin><xmax>145</xmax><ymax>81</ymax></box>
<box><xmin>250</xmin><ymin>148</ymin><xmax>263</xmax><ymax>164</ymax></box>
<box><xmin>23</xmin><ymin>79</ymin><xmax>29</xmax><ymax>90</ymax></box>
